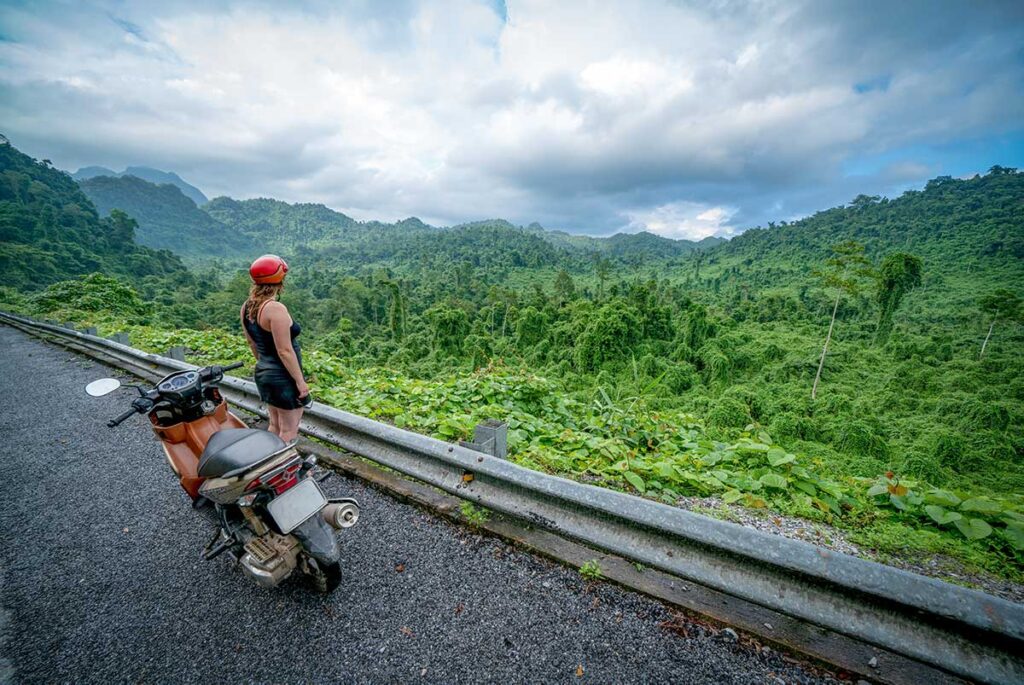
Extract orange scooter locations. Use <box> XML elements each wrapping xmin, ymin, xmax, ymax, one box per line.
<box><xmin>86</xmin><ymin>362</ymin><xmax>358</xmax><ymax>592</ymax></box>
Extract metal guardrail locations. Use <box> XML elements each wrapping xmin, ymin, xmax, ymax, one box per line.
<box><xmin>2</xmin><ymin>310</ymin><xmax>1022</xmax><ymax>684</ymax></box>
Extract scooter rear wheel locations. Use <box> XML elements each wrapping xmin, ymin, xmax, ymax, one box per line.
<box><xmin>307</xmin><ymin>558</ymin><xmax>342</xmax><ymax>593</ymax></box>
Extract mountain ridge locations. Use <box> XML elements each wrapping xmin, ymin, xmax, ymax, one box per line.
<box><xmin>72</xmin><ymin>165</ymin><xmax>208</xmax><ymax>206</ymax></box>
<box><xmin>78</xmin><ymin>175</ymin><xmax>251</xmax><ymax>259</ymax></box>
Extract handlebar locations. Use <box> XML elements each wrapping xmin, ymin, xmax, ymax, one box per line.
<box><xmin>200</xmin><ymin>361</ymin><xmax>245</xmax><ymax>382</ymax></box>
<box><xmin>107</xmin><ymin>408</ymin><xmax>138</xmax><ymax>428</ymax></box>
<box><xmin>104</xmin><ymin>361</ymin><xmax>244</xmax><ymax>428</ymax></box>
<box><xmin>106</xmin><ymin>395</ymin><xmax>154</xmax><ymax>428</ymax></box>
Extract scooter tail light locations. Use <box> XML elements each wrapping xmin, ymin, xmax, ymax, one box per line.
<box><xmin>267</xmin><ymin>463</ymin><xmax>302</xmax><ymax>495</ymax></box>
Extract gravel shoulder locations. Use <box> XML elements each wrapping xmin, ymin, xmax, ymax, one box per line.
<box><xmin>0</xmin><ymin>325</ymin><xmax>840</xmax><ymax>684</ymax></box>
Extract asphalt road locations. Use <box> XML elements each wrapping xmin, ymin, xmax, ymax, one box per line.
<box><xmin>0</xmin><ymin>325</ymin><xmax>838</xmax><ymax>684</ymax></box>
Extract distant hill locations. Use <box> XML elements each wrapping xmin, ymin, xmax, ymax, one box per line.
<box><xmin>203</xmin><ymin>197</ymin><xmax>362</xmax><ymax>249</ymax></box>
<box><xmin>206</xmin><ymin>202</ymin><xmax>565</xmax><ymax>272</ymax></box>
<box><xmin>701</xmin><ymin>171</ymin><xmax>1024</xmax><ymax>285</ymax></box>
<box><xmin>72</xmin><ymin>165</ymin><xmax>208</xmax><ymax>206</ymax></box>
<box><xmin>73</xmin><ymin>165</ymin><xmax>118</xmax><ymax>179</ymax></box>
<box><xmin>78</xmin><ymin>175</ymin><xmax>251</xmax><ymax>259</ymax></box>
<box><xmin>0</xmin><ymin>137</ymin><xmax>186</xmax><ymax>289</ymax></box>
<box><xmin>529</xmin><ymin>224</ymin><xmax>722</xmax><ymax>259</ymax></box>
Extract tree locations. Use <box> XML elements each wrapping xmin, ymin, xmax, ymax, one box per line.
<box><xmin>594</xmin><ymin>257</ymin><xmax>611</xmax><ymax>300</ymax></box>
<box><xmin>811</xmin><ymin>241</ymin><xmax>874</xmax><ymax>400</ymax></box>
<box><xmin>377</xmin><ymin>278</ymin><xmax>406</xmax><ymax>341</ymax></box>
<box><xmin>553</xmin><ymin>269</ymin><xmax>576</xmax><ymax>304</ymax></box>
<box><xmin>978</xmin><ymin>289</ymin><xmax>1022</xmax><ymax>358</ymax></box>
<box><xmin>573</xmin><ymin>299</ymin><xmax>641</xmax><ymax>371</ymax></box>
<box><xmin>104</xmin><ymin>209</ymin><xmax>138</xmax><ymax>251</ymax></box>
<box><xmin>425</xmin><ymin>303</ymin><xmax>469</xmax><ymax>356</ymax></box>
<box><xmin>874</xmin><ymin>252</ymin><xmax>923</xmax><ymax>344</ymax></box>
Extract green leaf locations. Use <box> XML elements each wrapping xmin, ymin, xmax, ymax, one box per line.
<box><xmin>867</xmin><ymin>482</ymin><xmax>888</xmax><ymax>497</ymax></box>
<box><xmin>655</xmin><ymin>462</ymin><xmax>675</xmax><ymax>479</ymax></box>
<box><xmin>1003</xmin><ymin>522</ymin><xmax>1024</xmax><ymax>550</ymax></box>
<box><xmin>759</xmin><ymin>473</ymin><xmax>788</xmax><ymax>489</ymax></box>
<box><xmin>793</xmin><ymin>480</ymin><xmax>817</xmax><ymax>496</ymax></box>
<box><xmin>924</xmin><ymin>505</ymin><xmax>962</xmax><ymax>525</ymax></box>
<box><xmin>925</xmin><ymin>489</ymin><xmax>961</xmax><ymax>507</ymax></box>
<box><xmin>767</xmin><ymin>447</ymin><xmax>796</xmax><ymax>467</ymax></box>
<box><xmin>757</xmin><ymin>431</ymin><xmax>773</xmax><ymax>445</ymax></box>
<box><xmin>623</xmin><ymin>471</ymin><xmax>646</xmax><ymax>494</ymax></box>
<box><xmin>888</xmin><ymin>494</ymin><xmax>907</xmax><ymax>510</ymax></box>
<box><xmin>722</xmin><ymin>489</ymin><xmax>743</xmax><ymax>504</ymax></box>
<box><xmin>953</xmin><ymin>517</ymin><xmax>993</xmax><ymax>540</ymax></box>
<box><xmin>817</xmin><ymin>493</ymin><xmax>842</xmax><ymax>515</ymax></box>
<box><xmin>960</xmin><ymin>498</ymin><xmax>1003</xmax><ymax>515</ymax></box>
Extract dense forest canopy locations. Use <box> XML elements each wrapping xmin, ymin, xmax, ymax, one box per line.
<box><xmin>2</xmin><ymin>137</ymin><xmax>1022</xmax><ymax>579</ymax></box>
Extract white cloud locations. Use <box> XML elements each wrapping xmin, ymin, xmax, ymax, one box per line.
<box><xmin>625</xmin><ymin>201</ymin><xmax>737</xmax><ymax>240</ymax></box>
<box><xmin>0</xmin><ymin>0</ymin><xmax>1021</xmax><ymax>233</ymax></box>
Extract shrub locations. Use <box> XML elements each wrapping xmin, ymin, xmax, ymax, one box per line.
<box><xmin>707</xmin><ymin>397</ymin><xmax>750</xmax><ymax>430</ymax></box>
<box><xmin>573</xmin><ymin>300</ymin><xmax>642</xmax><ymax>372</ymax></box>
<box><xmin>665</xmin><ymin>362</ymin><xmax>699</xmax><ymax>394</ymax></box>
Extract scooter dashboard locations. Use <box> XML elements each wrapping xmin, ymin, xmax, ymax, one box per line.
<box><xmin>158</xmin><ymin>370</ymin><xmax>200</xmax><ymax>396</ymax></box>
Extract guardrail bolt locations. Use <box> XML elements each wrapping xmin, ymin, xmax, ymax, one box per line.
<box><xmin>83</xmin><ymin>327</ymin><xmax>98</xmax><ymax>336</ymax></box>
<box><xmin>167</xmin><ymin>346</ymin><xmax>186</xmax><ymax>361</ymax></box>
<box><xmin>110</xmin><ymin>332</ymin><xmax>130</xmax><ymax>345</ymax></box>
<box><xmin>459</xmin><ymin>419</ymin><xmax>508</xmax><ymax>459</ymax></box>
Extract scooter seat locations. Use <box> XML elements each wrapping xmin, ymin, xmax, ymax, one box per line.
<box><xmin>198</xmin><ymin>429</ymin><xmax>288</xmax><ymax>478</ymax></box>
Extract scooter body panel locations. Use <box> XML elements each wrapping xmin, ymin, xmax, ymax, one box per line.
<box><xmin>149</xmin><ymin>399</ymin><xmax>246</xmax><ymax>499</ymax></box>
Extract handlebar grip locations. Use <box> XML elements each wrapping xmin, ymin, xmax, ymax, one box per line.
<box><xmin>107</xmin><ymin>408</ymin><xmax>138</xmax><ymax>428</ymax></box>
<box><xmin>222</xmin><ymin>361</ymin><xmax>245</xmax><ymax>372</ymax></box>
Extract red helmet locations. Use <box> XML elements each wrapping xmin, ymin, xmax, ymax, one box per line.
<box><xmin>249</xmin><ymin>254</ymin><xmax>288</xmax><ymax>284</ymax></box>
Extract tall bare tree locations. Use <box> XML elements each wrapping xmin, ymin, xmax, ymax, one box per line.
<box><xmin>978</xmin><ymin>289</ymin><xmax>1022</xmax><ymax>358</ymax></box>
<box><xmin>811</xmin><ymin>241</ymin><xmax>875</xmax><ymax>400</ymax></box>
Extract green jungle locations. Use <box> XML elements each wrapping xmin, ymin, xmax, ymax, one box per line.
<box><xmin>2</xmin><ymin>135</ymin><xmax>1022</xmax><ymax>584</ymax></box>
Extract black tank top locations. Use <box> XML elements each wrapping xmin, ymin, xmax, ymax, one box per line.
<box><xmin>243</xmin><ymin>302</ymin><xmax>303</xmax><ymax>371</ymax></box>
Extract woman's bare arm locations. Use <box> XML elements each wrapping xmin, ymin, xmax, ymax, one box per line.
<box><xmin>264</xmin><ymin>301</ymin><xmax>309</xmax><ymax>396</ymax></box>
<box><xmin>240</xmin><ymin>304</ymin><xmax>259</xmax><ymax>360</ymax></box>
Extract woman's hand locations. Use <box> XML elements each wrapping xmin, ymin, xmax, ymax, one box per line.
<box><xmin>296</xmin><ymin>378</ymin><xmax>310</xmax><ymax>399</ymax></box>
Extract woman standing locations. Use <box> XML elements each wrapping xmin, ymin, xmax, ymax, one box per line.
<box><xmin>241</xmin><ymin>254</ymin><xmax>310</xmax><ymax>442</ymax></box>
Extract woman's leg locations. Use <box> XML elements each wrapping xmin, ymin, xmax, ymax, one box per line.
<box><xmin>277</xmin><ymin>407</ymin><xmax>304</xmax><ymax>442</ymax></box>
<box><xmin>267</xmin><ymin>406</ymin><xmax>281</xmax><ymax>436</ymax></box>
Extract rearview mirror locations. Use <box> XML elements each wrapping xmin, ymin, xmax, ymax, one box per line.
<box><xmin>85</xmin><ymin>378</ymin><xmax>121</xmax><ymax>397</ymax></box>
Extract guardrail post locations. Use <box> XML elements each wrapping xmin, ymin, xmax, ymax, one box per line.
<box><xmin>83</xmin><ymin>327</ymin><xmax>98</xmax><ymax>336</ymax></box>
<box><xmin>62</xmin><ymin>322</ymin><xmax>75</xmax><ymax>330</ymax></box>
<box><xmin>459</xmin><ymin>419</ymin><xmax>508</xmax><ymax>459</ymax></box>
<box><xmin>110</xmin><ymin>332</ymin><xmax>130</xmax><ymax>345</ymax></box>
<box><xmin>167</xmin><ymin>346</ymin><xmax>186</xmax><ymax>361</ymax></box>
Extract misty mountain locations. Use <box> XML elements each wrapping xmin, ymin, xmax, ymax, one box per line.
<box><xmin>72</xmin><ymin>165</ymin><xmax>208</xmax><ymax>206</ymax></box>
<box><xmin>78</xmin><ymin>175</ymin><xmax>251</xmax><ymax>259</ymax></box>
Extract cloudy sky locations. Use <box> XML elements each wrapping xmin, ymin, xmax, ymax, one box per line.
<box><xmin>2</xmin><ymin>0</ymin><xmax>1023</xmax><ymax>239</ymax></box>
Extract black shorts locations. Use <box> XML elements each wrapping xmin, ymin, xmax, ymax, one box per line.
<box><xmin>255</xmin><ymin>365</ymin><xmax>305</xmax><ymax>410</ymax></box>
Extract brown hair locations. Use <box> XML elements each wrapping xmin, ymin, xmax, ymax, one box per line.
<box><xmin>244</xmin><ymin>283</ymin><xmax>284</xmax><ymax>323</ymax></box>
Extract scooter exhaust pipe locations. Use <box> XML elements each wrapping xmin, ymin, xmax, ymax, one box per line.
<box><xmin>322</xmin><ymin>501</ymin><xmax>359</xmax><ymax>530</ymax></box>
